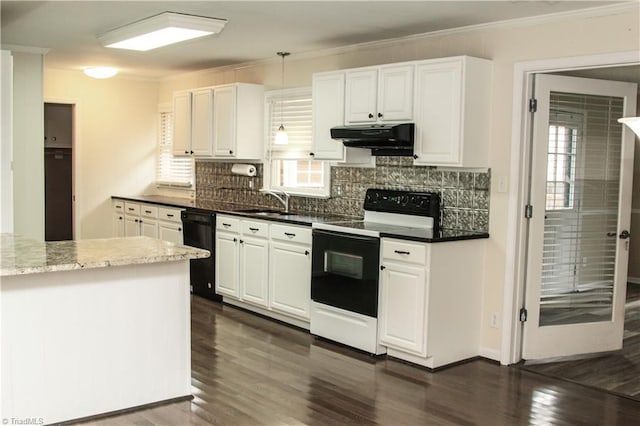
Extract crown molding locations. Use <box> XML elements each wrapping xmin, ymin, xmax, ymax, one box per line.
<box><xmin>161</xmin><ymin>2</ymin><xmax>639</xmax><ymax>82</ymax></box>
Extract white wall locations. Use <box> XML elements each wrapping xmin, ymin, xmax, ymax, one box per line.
<box><xmin>12</xmin><ymin>51</ymin><xmax>45</xmax><ymax>240</ymax></box>
<box><xmin>44</xmin><ymin>70</ymin><xmax>159</xmax><ymax>239</ymax></box>
<box><xmin>1</xmin><ymin>50</ymin><xmax>13</xmax><ymax>233</ymax></box>
<box><xmin>158</xmin><ymin>6</ymin><xmax>639</xmax><ymax>356</ymax></box>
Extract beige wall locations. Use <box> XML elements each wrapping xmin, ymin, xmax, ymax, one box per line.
<box><xmin>44</xmin><ymin>69</ymin><xmax>159</xmax><ymax>239</ymax></box>
<box><xmin>159</xmin><ymin>8</ymin><xmax>639</xmax><ymax>357</ymax></box>
<box><xmin>12</xmin><ymin>51</ymin><xmax>45</xmax><ymax>240</ymax></box>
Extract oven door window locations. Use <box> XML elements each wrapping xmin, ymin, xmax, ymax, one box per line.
<box><xmin>311</xmin><ymin>230</ymin><xmax>380</xmax><ymax>317</ymax></box>
<box><xmin>325</xmin><ymin>251</ymin><xmax>363</xmax><ymax>280</ymax></box>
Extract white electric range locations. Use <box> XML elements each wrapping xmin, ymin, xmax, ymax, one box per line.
<box><xmin>310</xmin><ymin>188</ymin><xmax>441</xmax><ymax>354</ymax></box>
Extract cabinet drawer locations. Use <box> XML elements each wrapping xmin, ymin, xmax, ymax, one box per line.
<box><xmin>242</xmin><ymin>220</ymin><xmax>269</xmax><ymax>238</ymax></box>
<box><xmin>140</xmin><ymin>204</ymin><xmax>159</xmax><ymax>218</ymax></box>
<box><xmin>158</xmin><ymin>207</ymin><xmax>181</xmax><ymax>222</ymax></box>
<box><xmin>382</xmin><ymin>239</ymin><xmax>428</xmax><ymax>265</ymax></box>
<box><xmin>113</xmin><ymin>200</ymin><xmax>124</xmax><ymax>211</ymax></box>
<box><xmin>270</xmin><ymin>224</ymin><xmax>312</xmax><ymax>245</ymax></box>
<box><xmin>216</xmin><ymin>216</ymin><xmax>240</xmax><ymax>232</ymax></box>
<box><xmin>124</xmin><ymin>202</ymin><xmax>140</xmax><ymax>215</ymax></box>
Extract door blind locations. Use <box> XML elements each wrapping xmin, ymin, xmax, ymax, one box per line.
<box><xmin>539</xmin><ymin>92</ymin><xmax>624</xmax><ymax>326</ymax></box>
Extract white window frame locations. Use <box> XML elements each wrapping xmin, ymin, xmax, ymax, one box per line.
<box><xmin>263</xmin><ymin>88</ymin><xmax>330</xmax><ymax>198</ymax></box>
<box><xmin>156</xmin><ymin>103</ymin><xmax>195</xmax><ymax>190</ymax></box>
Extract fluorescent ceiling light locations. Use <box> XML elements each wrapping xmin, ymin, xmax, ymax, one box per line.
<box><xmin>98</xmin><ymin>12</ymin><xmax>227</xmax><ymax>51</ymax></box>
<box><xmin>83</xmin><ymin>67</ymin><xmax>118</xmax><ymax>79</ymax></box>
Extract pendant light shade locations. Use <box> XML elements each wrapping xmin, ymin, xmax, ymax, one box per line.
<box><xmin>275</xmin><ymin>51</ymin><xmax>290</xmax><ymax>145</ymax></box>
<box><xmin>619</xmin><ymin>117</ymin><xmax>640</xmax><ymax>138</ymax></box>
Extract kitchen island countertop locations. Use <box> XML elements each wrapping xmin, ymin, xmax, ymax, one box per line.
<box><xmin>0</xmin><ymin>234</ymin><xmax>209</xmax><ymax>277</ymax></box>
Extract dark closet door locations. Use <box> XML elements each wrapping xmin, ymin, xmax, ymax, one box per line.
<box><xmin>45</xmin><ymin>148</ymin><xmax>73</xmax><ymax>241</ymax></box>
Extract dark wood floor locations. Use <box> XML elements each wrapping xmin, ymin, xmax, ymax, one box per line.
<box><xmin>522</xmin><ymin>283</ymin><xmax>640</xmax><ymax>401</ymax></box>
<box><xmin>78</xmin><ymin>295</ymin><xmax>640</xmax><ymax>425</ymax></box>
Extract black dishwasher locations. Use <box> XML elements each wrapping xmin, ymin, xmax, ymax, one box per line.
<box><xmin>181</xmin><ymin>210</ymin><xmax>221</xmax><ymax>302</ymax></box>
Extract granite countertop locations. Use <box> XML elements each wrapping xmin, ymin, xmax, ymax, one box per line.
<box><xmin>112</xmin><ymin>194</ymin><xmax>490</xmax><ymax>241</ymax></box>
<box><xmin>0</xmin><ymin>234</ymin><xmax>210</xmax><ymax>277</ymax></box>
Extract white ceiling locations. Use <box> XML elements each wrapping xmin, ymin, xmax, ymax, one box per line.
<box><xmin>0</xmin><ymin>1</ymin><xmax>629</xmax><ymax>80</ymax></box>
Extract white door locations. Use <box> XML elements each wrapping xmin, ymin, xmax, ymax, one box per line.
<box><xmin>158</xmin><ymin>222</ymin><xmax>183</xmax><ymax>245</ymax></box>
<box><xmin>344</xmin><ymin>69</ymin><xmax>377</xmax><ymax>124</ymax></box>
<box><xmin>172</xmin><ymin>91</ymin><xmax>192</xmax><ymax>156</ymax></box>
<box><xmin>212</xmin><ymin>86</ymin><xmax>237</xmax><ymax>157</ymax></box>
<box><xmin>269</xmin><ymin>241</ymin><xmax>311</xmax><ymax>319</ymax></box>
<box><xmin>239</xmin><ymin>236</ymin><xmax>269</xmax><ymax>307</ymax></box>
<box><xmin>191</xmin><ymin>88</ymin><xmax>214</xmax><ymax>157</ymax></box>
<box><xmin>378</xmin><ymin>65</ymin><xmax>413</xmax><ymax>122</ymax></box>
<box><xmin>215</xmin><ymin>231</ymin><xmax>239</xmax><ymax>298</ymax></box>
<box><xmin>140</xmin><ymin>218</ymin><xmax>158</xmax><ymax>239</ymax></box>
<box><xmin>522</xmin><ymin>74</ymin><xmax>636</xmax><ymax>360</ymax></box>
<box><xmin>311</xmin><ymin>72</ymin><xmax>346</xmax><ymax>160</ymax></box>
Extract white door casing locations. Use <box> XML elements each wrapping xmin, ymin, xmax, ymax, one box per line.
<box><xmin>522</xmin><ymin>73</ymin><xmax>636</xmax><ymax>360</ymax></box>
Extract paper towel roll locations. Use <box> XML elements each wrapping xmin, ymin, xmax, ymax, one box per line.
<box><xmin>231</xmin><ymin>163</ymin><xmax>257</xmax><ymax>177</ymax></box>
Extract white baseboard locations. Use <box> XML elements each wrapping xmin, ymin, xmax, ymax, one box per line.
<box><xmin>628</xmin><ymin>277</ymin><xmax>640</xmax><ymax>285</ymax></box>
<box><xmin>479</xmin><ymin>346</ymin><xmax>501</xmax><ymax>362</ymax></box>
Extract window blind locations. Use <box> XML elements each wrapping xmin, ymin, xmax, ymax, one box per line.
<box><xmin>539</xmin><ymin>92</ymin><xmax>624</xmax><ymax>326</ymax></box>
<box><xmin>156</xmin><ymin>111</ymin><xmax>194</xmax><ymax>187</ymax></box>
<box><xmin>268</xmin><ymin>89</ymin><xmax>313</xmax><ymax>155</ymax></box>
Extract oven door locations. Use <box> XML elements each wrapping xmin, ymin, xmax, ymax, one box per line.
<box><xmin>311</xmin><ymin>229</ymin><xmax>380</xmax><ymax>317</ymax></box>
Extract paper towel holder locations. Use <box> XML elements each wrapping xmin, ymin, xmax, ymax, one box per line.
<box><xmin>231</xmin><ymin>163</ymin><xmax>257</xmax><ymax>177</ymax></box>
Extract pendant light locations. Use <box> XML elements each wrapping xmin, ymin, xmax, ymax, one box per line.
<box><xmin>619</xmin><ymin>117</ymin><xmax>640</xmax><ymax>138</ymax></box>
<box><xmin>275</xmin><ymin>51</ymin><xmax>290</xmax><ymax>145</ymax></box>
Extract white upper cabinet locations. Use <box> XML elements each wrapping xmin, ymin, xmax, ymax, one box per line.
<box><xmin>190</xmin><ymin>88</ymin><xmax>215</xmax><ymax>156</ymax></box>
<box><xmin>212</xmin><ymin>83</ymin><xmax>264</xmax><ymax>160</ymax></box>
<box><xmin>311</xmin><ymin>71</ymin><xmax>373</xmax><ymax>164</ymax></box>
<box><xmin>345</xmin><ymin>65</ymin><xmax>413</xmax><ymax>124</ymax></box>
<box><xmin>173</xmin><ymin>83</ymin><xmax>263</xmax><ymax>159</ymax></box>
<box><xmin>172</xmin><ymin>91</ymin><xmax>192</xmax><ymax>156</ymax></box>
<box><xmin>413</xmin><ymin>56</ymin><xmax>492</xmax><ymax>168</ymax></box>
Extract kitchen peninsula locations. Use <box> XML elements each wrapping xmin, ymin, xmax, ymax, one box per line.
<box><xmin>0</xmin><ymin>234</ymin><xmax>209</xmax><ymax>425</ymax></box>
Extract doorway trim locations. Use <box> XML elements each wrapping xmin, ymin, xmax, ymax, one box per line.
<box><xmin>501</xmin><ymin>50</ymin><xmax>640</xmax><ymax>365</ymax></box>
<box><xmin>44</xmin><ymin>97</ymin><xmax>79</xmax><ymax>240</ymax></box>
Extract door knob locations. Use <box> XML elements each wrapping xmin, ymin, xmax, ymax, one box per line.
<box><xmin>619</xmin><ymin>230</ymin><xmax>631</xmax><ymax>240</ymax></box>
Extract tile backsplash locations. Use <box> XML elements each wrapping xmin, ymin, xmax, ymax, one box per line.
<box><xmin>196</xmin><ymin>157</ymin><xmax>490</xmax><ymax>231</ymax></box>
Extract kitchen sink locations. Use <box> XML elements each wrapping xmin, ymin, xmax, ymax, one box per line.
<box><xmin>234</xmin><ymin>208</ymin><xmax>286</xmax><ymax>216</ymax></box>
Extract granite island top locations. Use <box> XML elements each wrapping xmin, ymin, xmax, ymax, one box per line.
<box><xmin>0</xmin><ymin>234</ymin><xmax>210</xmax><ymax>277</ymax></box>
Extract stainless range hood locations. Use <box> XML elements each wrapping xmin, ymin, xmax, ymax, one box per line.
<box><xmin>330</xmin><ymin>123</ymin><xmax>415</xmax><ymax>156</ymax></box>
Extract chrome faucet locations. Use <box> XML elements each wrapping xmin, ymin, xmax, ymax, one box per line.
<box><xmin>262</xmin><ymin>189</ymin><xmax>291</xmax><ymax>213</ymax></box>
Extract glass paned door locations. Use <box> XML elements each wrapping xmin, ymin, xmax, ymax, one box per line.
<box><xmin>523</xmin><ymin>74</ymin><xmax>636</xmax><ymax>360</ymax></box>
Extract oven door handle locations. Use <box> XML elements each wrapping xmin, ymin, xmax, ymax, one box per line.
<box><xmin>312</xmin><ymin>229</ymin><xmax>379</xmax><ymax>242</ymax></box>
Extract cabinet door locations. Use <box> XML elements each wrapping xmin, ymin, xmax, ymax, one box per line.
<box><xmin>212</xmin><ymin>85</ymin><xmax>237</xmax><ymax>157</ymax></box>
<box><xmin>158</xmin><ymin>222</ymin><xmax>183</xmax><ymax>245</ymax></box>
<box><xmin>140</xmin><ymin>218</ymin><xmax>158</xmax><ymax>239</ymax></box>
<box><xmin>124</xmin><ymin>215</ymin><xmax>140</xmax><ymax>237</ymax></box>
<box><xmin>191</xmin><ymin>88</ymin><xmax>214</xmax><ymax>157</ymax></box>
<box><xmin>413</xmin><ymin>60</ymin><xmax>463</xmax><ymax>166</ymax></box>
<box><xmin>172</xmin><ymin>91</ymin><xmax>192</xmax><ymax>156</ymax></box>
<box><xmin>311</xmin><ymin>72</ymin><xmax>346</xmax><ymax>160</ymax></box>
<box><xmin>379</xmin><ymin>261</ymin><xmax>428</xmax><ymax>356</ymax></box>
<box><xmin>269</xmin><ymin>241</ymin><xmax>311</xmax><ymax>319</ymax></box>
<box><xmin>378</xmin><ymin>65</ymin><xmax>414</xmax><ymax>122</ymax></box>
<box><xmin>113</xmin><ymin>213</ymin><xmax>125</xmax><ymax>237</ymax></box>
<box><xmin>344</xmin><ymin>69</ymin><xmax>378</xmax><ymax>124</ymax></box>
<box><xmin>240</xmin><ymin>236</ymin><xmax>269</xmax><ymax>307</ymax></box>
<box><xmin>215</xmin><ymin>231</ymin><xmax>239</xmax><ymax>298</ymax></box>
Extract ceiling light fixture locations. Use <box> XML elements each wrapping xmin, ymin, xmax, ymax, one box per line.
<box><xmin>619</xmin><ymin>117</ymin><xmax>640</xmax><ymax>138</ymax></box>
<box><xmin>98</xmin><ymin>12</ymin><xmax>227</xmax><ymax>51</ymax></box>
<box><xmin>275</xmin><ymin>51</ymin><xmax>290</xmax><ymax>145</ymax></box>
<box><xmin>83</xmin><ymin>66</ymin><xmax>118</xmax><ymax>79</ymax></box>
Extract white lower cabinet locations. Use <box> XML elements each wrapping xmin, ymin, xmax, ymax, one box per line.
<box><xmin>215</xmin><ymin>215</ymin><xmax>311</xmax><ymax>328</ymax></box>
<box><xmin>112</xmin><ymin>199</ymin><xmax>183</xmax><ymax>244</ymax></box>
<box><xmin>269</xmin><ymin>224</ymin><xmax>311</xmax><ymax>320</ymax></box>
<box><xmin>239</xmin><ymin>220</ymin><xmax>269</xmax><ymax>308</ymax></box>
<box><xmin>378</xmin><ymin>237</ymin><xmax>484</xmax><ymax>369</ymax></box>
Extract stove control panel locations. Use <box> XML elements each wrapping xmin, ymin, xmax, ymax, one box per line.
<box><xmin>363</xmin><ymin>188</ymin><xmax>441</xmax><ymax>218</ymax></box>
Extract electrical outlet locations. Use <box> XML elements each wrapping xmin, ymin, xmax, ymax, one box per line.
<box><xmin>490</xmin><ymin>312</ymin><xmax>499</xmax><ymax>328</ymax></box>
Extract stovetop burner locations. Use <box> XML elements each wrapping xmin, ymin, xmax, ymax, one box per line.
<box><xmin>313</xmin><ymin>188</ymin><xmax>441</xmax><ymax>238</ymax></box>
